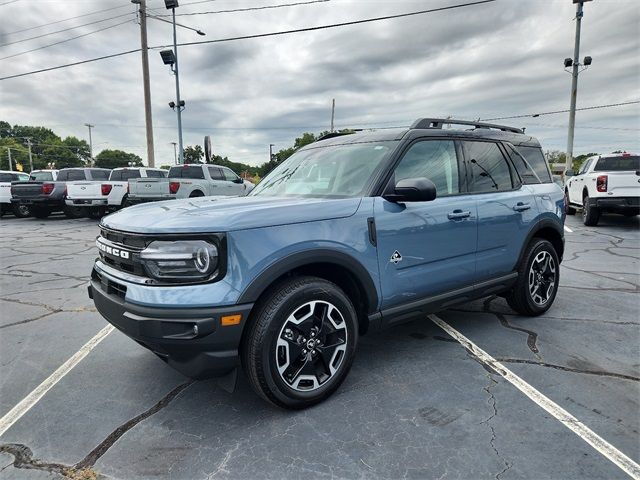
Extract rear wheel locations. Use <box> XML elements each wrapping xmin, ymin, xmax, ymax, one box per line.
<box><xmin>87</xmin><ymin>206</ymin><xmax>106</xmax><ymax>219</ymax></box>
<box><xmin>565</xmin><ymin>190</ymin><xmax>576</xmax><ymax>215</ymax></box>
<box><xmin>31</xmin><ymin>206</ymin><xmax>51</xmax><ymax>219</ymax></box>
<box><xmin>506</xmin><ymin>238</ymin><xmax>559</xmax><ymax>316</ymax></box>
<box><xmin>12</xmin><ymin>204</ymin><xmax>31</xmax><ymax>218</ymax></box>
<box><xmin>582</xmin><ymin>193</ymin><xmax>600</xmax><ymax>226</ymax></box>
<box><xmin>242</xmin><ymin>276</ymin><xmax>358</xmax><ymax>409</ymax></box>
<box><xmin>189</xmin><ymin>190</ymin><xmax>204</xmax><ymax>198</ymax></box>
<box><xmin>63</xmin><ymin>205</ymin><xmax>84</xmax><ymax>219</ymax></box>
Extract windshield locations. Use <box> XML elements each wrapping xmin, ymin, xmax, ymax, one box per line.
<box><xmin>250</xmin><ymin>141</ymin><xmax>398</xmax><ymax>198</ymax></box>
<box><xmin>593</xmin><ymin>155</ymin><xmax>639</xmax><ymax>172</ymax></box>
<box><xmin>30</xmin><ymin>171</ymin><xmax>54</xmax><ymax>181</ymax></box>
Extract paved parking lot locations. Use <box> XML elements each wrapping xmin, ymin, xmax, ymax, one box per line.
<box><xmin>0</xmin><ymin>212</ymin><xmax>638</xmax><ymax>479</ymax></box>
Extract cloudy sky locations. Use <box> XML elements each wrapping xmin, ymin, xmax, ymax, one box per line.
<box><xmin>1</xmin><ymin>0</ymin><xmax>638</xmax><ymax>167</ymax></box>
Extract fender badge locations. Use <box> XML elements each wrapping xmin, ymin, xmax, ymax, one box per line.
<box><xmin>390</xmin><ymin>250</ymin><xmax>403</xmax><ymax>264</ymax></box>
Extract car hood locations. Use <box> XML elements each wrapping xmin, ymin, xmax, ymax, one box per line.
<box><xmin>101</xmin><ymin>196</ymin><xmax>362</xmax><ymax>233</ymax></box>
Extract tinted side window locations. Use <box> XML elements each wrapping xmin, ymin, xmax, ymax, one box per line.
<box><xmin>120</xmin><ymin>170</ymin><xmax>141</xmax><ymax>180</ymax></box>
<box><xmin>393</xmin><ymin>140</ymin><xmax>459</xmax><ymax>196</ymax></box>
<box><xmin>578</xmin><ymin>158</ymin><xmax>593</xmax><ymax>175</ymax></box>
<box><xmin>110</xmin><ymin>170</ymin><xmax>123</xmax><ymax>181</ymax></box>
<box><xmin>30</xmin><ymin>172</ymin><xmax>54</xmax><ymax>181</ymax></box>
<box><xmin>594</xmin><ymin>156</ymin><xmax>639</xmax><ymax>172</ymax></box>
<box><xmin>57</xmin><ymin>171</ymin><xmax>68</xmax><ymax>181</ymax></box>
<box><xmin>514</xmin><ymin>146</ymin><xmax>551</xmax><ymax>183</ymax></box>
<box><xmin>90</xmin><ymin>170</ymin><xmax>110</xmax><ymax>180</ymax></box>
<box><xmin>0</xmin><ymin>173</ymin><xmax>12</xmax><ymax>182</ymax></box>
<box><xmin>66</xmin><ymin>170</ymin><xmax>87</xmax><ymax>181</ymax></box>
<box><xmin>208</xmin><ymin>166</ymin><xmax>224</xmax><ymax>180</ymax></box>
<box><xmin>184</xmin><ymin>166</ymin><xmax>204</xmax><ymax>179</ymax></box>
<box><xmin>222</xmin><ymin>168</ymin><xmax>240</xmax><ymax>182</ymax></box>
<box><xmin>465</xmin><ymin>141</ymin><xmax>513</xmax><ymax>193</ymax></box>
<box><xmin>146</xmin><ymin>170</ymin><xmax>166</xmax><ymax>178</ymax></box>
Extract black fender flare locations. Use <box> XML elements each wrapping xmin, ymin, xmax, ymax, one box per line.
<box><xmin>516</xmin><ymin>219</ymin><xmax>565</xmax><ymax>266</ymax></box>
<box><xmin>237</xmin><ymin>249</ymin><xmax>379</xmax><ymax>314</ymax></box>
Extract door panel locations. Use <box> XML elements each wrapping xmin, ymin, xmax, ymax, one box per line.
<box><xmin>374</xmin><ymin>138</ymin><xmax>477</xmax><ymax>309</ymax></box>
<box><xmin>374</xmin><ymin>196</ymin><xmax>478</xmax><ymax>308</ymax></box>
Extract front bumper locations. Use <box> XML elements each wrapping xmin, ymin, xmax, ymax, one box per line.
<box><xmin>590</xmin><ymin>196</ymin><xmax>640</xmax><ymax>212</ymax></box>
<box><xmin>89</xmin><ymin>274</ymin><xmax>253</xmax><ymax>379</ymax></box>
<box><xmin>66</xmin><ymin>198</ymin><xmax>107</xmax><ymax>206</ymax></box>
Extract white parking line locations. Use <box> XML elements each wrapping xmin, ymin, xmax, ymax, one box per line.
<box><xmin>0</xmin><ymin>324</ymin><xmax>114</xmax><ymax>438</ymax></box>
<box><xmin>429</xmin><ymin>314</ymin><xmax>640</xmax><ymax>479</ymax></box>
<box><xmin>564</xmin><ymin>225</ymin><xmax>573</xmax><ymax>233</ymax></box>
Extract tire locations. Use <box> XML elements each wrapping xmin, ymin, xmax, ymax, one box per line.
<box><xmin>242</xmin><ymin>276</ymin><xmax>358</xmax><ymax>409</ymax></box>
<box><xmin>12</xmin><ymin>204</ymin><xmax>31</xmax><ymax>218</ymax></box>
<box><xmin>582</xmin><ymin>193</ymin><xmax>600</xmax><ymax>226</ymax></box>
<box><xmin>87</xmin><ymin>206</ymin><xmax>106</xmax><ymax>219</ymax></box>
<box><xmin>31</xmin><ymin>206</ymin><xmax>51</xmax><ymax>219</ymax></box>
<box><xmin>565</xmin><ymin>190</ymin><xmax>576</xmax><ymax>215</ymax></box>
<box><xmin>120</xmin><ymin>195</ymin><xmax>130</xmax><ymax>209</ymax></box>
<box><xmin>63</xmin><ymin>206</ymin><xmax>85</xmax><ymax>219</ymax></box>
<box><xmin>506</xmin><ymin>238</ymin><xmax>560</xmax><ymax>316</ymax></box>
<box><xmin>189</xmin><ymin>190</ymin><xmax>204</xmax><ymax>198</ymax></box>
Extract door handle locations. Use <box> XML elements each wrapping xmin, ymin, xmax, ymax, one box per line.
<box><xmin>447</xmin><ymin>210</ymin><xmax>471</xmax><ymax>220</ymax></box>
<box><xmin>513</xmin><ymin>202</ymin><xmax>531</xmax><ymax>212</ymax></box>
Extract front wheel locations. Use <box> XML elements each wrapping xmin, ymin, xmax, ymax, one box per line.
<box><xmin>582</xmin><ymin>194</ymin><xmax>600</xmax><ymax>226</ymax></box>
<box><xmin>506</xmin><ymin>238</ymin><xmax>560</xmax><ymax>316</ymax></box>
<box><xmin>242</xmin><ymin>276</ymin><xmax>358</xmax><ymax>409</ymax></box>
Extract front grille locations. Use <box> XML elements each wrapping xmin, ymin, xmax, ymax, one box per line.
<box><xmin>97</xmin><ymin>228</ymin><xmax>148</xmax><ymax>277</ymax></box>
<box><xmin>92</xmin><ymin>269</ymin><xmax>127</xmax><ymax>300</ymax></box>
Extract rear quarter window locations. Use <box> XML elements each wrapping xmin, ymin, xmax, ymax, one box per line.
<box><xmin>593</xmin><ymin>156</ymin><xmax>639</xmax><ymax>172</ymax></box>
<box><xmin>0</xmin><ymin>173</ymin><xmax>13</xmax><ymax>182</ymax></box>
<box><xmin>89</xmin><ymin>169</ymin><xmax>110</xmax><ymax>180</ymax></box>
<box><xmin>63</xmin><ymin>170</ymin><xmax>87</xmax><ymax>181</ymax></box>
<box><xmin>514</xmin><ymin>146</ymin><xmax>552</xmax><ymax>183</ymax></box>
<box><xmin>146</xmin><ymin>170</ymin><xmax>166</xmax><ymax>178</ymax></box>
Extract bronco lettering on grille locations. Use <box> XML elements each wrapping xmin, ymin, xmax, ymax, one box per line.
<box><xmin>96</xmin><ymin>239</ymin><xmax>131</xmax><ymax>259</ymax></box>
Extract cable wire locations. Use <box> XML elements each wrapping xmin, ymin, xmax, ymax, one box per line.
<box><xmin>163</xmin><ymin>0</ymin><xmax>330</xmax><ymax>17</ymax></box>
<box><xmin>481</xmin><ymin>101</ymin><xmax>640</xmax><ymax>121</ymax></box>
<box><xmin>0</xmin><ymin>12</ymin><xmax>134</xmax><ymax>48</ymax></box>
<box><xmin>0</xmin><ymin>18</ymin><xmax>134</xmax><ymax>61</ymax></box>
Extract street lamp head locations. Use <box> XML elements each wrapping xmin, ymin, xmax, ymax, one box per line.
<box><xmin>583</xmin><ymin>55</ymin><xmax>592</xmax><ymax>66</ymax></box>
<box><xmin>164</xmin><ymin>0</ymin><xmax>179</xmax><ymax>9</ymax></box>
<box><xmin>564</xmin><ymin>58</ymin><xmax>573</xmax><ymax>68</ymax></box>
<box><xmin>160</xmin><ymin>49</ymin><xmax>176</xmax><ymax>65</ymax></box>
<box><xmin>169</xmin><ymin>101</ymin><xmax>176</xmax><ymax>108</ymax></box>
<box><xmin>196</xmin><ymin>30</ymin><xmax>206</xmax><ymax>36</ymax></box>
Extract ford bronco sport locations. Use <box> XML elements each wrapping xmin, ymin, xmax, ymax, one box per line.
<box><xmin>89</xmin><ymin>118</ymin><xmax>565</xmax><ymax>409</ymax></box>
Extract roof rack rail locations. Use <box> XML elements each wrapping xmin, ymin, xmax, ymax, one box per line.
<box><xmin>410</xmin><ymin>118</ymin><xmax>523</xmax><ymax>134</ymax></box>
<box><xmin>316</xmin><ymin>129</ymin><xmax>362</xmax><ymax>141</ymax></box>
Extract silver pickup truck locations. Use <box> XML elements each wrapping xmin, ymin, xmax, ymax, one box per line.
<box><xmin>127</xmin><ymin>164</ymin><xmax>253</xmax><ymax>204</ymax></box>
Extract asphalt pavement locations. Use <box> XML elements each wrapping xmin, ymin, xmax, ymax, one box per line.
<box><xmin>0</xmin><ymin>211</ymin><xmax>638</xmax><ymax>480</ymax></box>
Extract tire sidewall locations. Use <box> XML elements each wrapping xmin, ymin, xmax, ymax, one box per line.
<box><xmin>522</xmin><ymin>239</ymin><xmax>560</xmax><ymax>314</ymax></box>
<box><xmin>257</xmin><ymin>281</ymin><xmax>358</xmax><ymax>407</ymax></box>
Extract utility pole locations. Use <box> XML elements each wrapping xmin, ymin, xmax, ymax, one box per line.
<box><xmin>25</xmin><ymin>138</ymin><xmax>34</xmax><ymax>173</ymax></box>
<box><xmin>565</xmin><ymin>0</ymin><xmax>592</xmax><ymax>173</ymax></box>
<box><xmin>171</xmin><ymin>5</ymin><xmax>184</xmax><ymax>164</ymax></box>
<box><xmin>269</xmin><ymin>143</ymin><xmax>275</xmax><ymax>162</ymax></box>
<box><xmin>6</xmin><ymin>148</ymin><xmax>12</xmax><ymax>171</ymax></box>
<box><xmin>133</xmin><ymin>0</ymin><xmax>156</xmax><ymax>167</ymax></box>
<box><xmin>170</xmin><ymin>141</ymin><xmax>177</xmax><ymax>164</ymax></box>
<box><xmin>330</xmin><ymin>98</ymin><xmax>335</xmax><ymax>132</ymax></box>
<box><xmin>84</xmin><ymin>123</ymin><xmax>94</xmax><ymax>164</ymax></box>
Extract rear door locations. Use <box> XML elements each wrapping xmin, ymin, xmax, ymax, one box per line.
<box><xmin>374</xmin><ymin>139</ymin><xmax>477</xmax><ymax>308</ymax></box>
<box><xmin>464</xmin><ymin>140</ymin><xmax>537</xmax><ymax>280</ymax></box>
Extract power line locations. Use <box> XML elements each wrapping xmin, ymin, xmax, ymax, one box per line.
<box><xmin>0</xmin><ymin>12</ymin><xmax>134</xmax><ymax>47</ymax></box>
<box><xmin>0</xmin><ymin>0</ymin><xmax>495</xmax><ymax>81</ymax></box>
<box><xmin>163</xmin><ymin>0</ymin><xmax>330</xmax><ymax>17</ymax></box>
<box><xmin>0</xmin><ymin>19</ymin><xmax>134</xmax><ymax>61</ymax></box>
<box><xmin>0</xmin><ymin>0</ymin><xmax>20</xmax><ymax>6</ymax></box>
<box><xmin>5</xmin><ymin>3</ymin><xmax>131</xmax><ymax>35</ymax></box>
<box><xmin>481</xmin><ymin>101</ymin><xmax>640</xmax><ymax>121</ymax></box>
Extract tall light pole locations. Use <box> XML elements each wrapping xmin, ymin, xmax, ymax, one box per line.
<box><xmin>25</xmin><ymin>138</ymin><xmax>34</xmax><ymax>173</ymax></box>
<box><xmin>132</xmin><ymin>0</ymin><xmax>156</xmax><ymax>167</ymax></box>
<box><xmin>269</xmin><ymin>143</ymin><xmax>275</xmax><ymax>162</ymax></box>
<box><xmin>84</xmin><ymin>123</ymin><xmax>94</xmax><ymax>164</ymax></box>
<box><xmin>6</xmin><ymin>147</ymin><xmax>12</xmax><ymax>171</ymax></box>
<box><xmin>170</xmin><ymin>141</ymin><xmax>178</xmax><ymax>164</ymax></box>
<box><xmin>330</xmin><ymin>98</ymin><xmax>335</xmax><ymax>132</ymax></box>
<box><xmin>564</xmin><ymin>0</ymin><xmax>592</xmax><ymax>173</ymax></box>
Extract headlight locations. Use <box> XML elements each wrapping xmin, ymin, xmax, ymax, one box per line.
<box><xmin>140</xmin><ymin>240</ymin><xmax>218</xmax><ymax>281</ymax></box>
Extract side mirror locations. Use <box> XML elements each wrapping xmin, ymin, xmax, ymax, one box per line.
<box><xmin>565</xmin><ymin>169</ymin><xmax>575</xmax><ymax>177</ymax></box>
<box><xmin>233</xmin><ymin>177</ymin><xmax>243</xmax><ymax>184</ymax></box>
<box><xmin>384</xmin><ymin>177</ymin><xmax>437</xmax><ymax>203</ymax></box>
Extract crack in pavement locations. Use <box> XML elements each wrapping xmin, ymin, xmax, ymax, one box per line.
<box><xmin>483</xmin><ymin>296</ymin><xmax>541</xmax><ymax>359</ymax></box>
<box><xmin>494</xmin><ymin>357</ymin><xmax>639</xmax><ymax>382</ymax></box>
<box><xmin>0</xmin><ymin>380</ymin><xmax>194</xmax><ymax>478</ymax></box>
<box><xmin>479</xmin><ymin>373</ymin><xmax>512</xmax><ymax>480</ymax></box>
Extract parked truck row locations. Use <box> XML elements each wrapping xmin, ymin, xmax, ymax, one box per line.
<box><xmin>3</xmin><ymin>164</ymin><xmax>254</xmax><ymax>219</ymax></box>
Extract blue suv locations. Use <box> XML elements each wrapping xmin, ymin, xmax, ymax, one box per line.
<box><xmin>89</xmin><ymin>118</ymin><xmax>565</xmax><ymax>408</ymax></box>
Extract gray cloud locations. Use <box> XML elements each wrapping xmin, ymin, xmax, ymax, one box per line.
<box><xmin>0</xmin><ymin>0</ymin><xmax>638</xmax><ymax>167</ymax></box>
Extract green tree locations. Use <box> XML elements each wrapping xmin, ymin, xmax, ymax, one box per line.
<box><xmin>0</xmin><ymin>138</ymin><xmax>30</xmax><ymax>171</ymax></box>
<box><xmin>183</xmin><ymin>145</ymin><xmax>204</xmax><ymax>163</ymax></box>
<box><xmin>572</xmin><ymin>152</ymin><xmax>598</xmax><ymax>172</ymax></box>
<box><xmin>95</xmin><ymin>149</ymin><xmax>143</xmax><ymax>169</ymax></box>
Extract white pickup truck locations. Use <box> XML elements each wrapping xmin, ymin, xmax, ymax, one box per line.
<box><xmin>565</xmin><ymin>152</ymin><xmax>639</xmax><ymax>226</ymax></box>
<box><xmin>0</xmin><ymin>170</ymin><xmax>30</xmax><ymax>217</ymax></box>
<box><xmin>65</xmin><ymin>167</ymin><xmax>167</xmax><ymax>218</ymax></box>
<box><xmin>127</xmin><ymin>164</ymin><xmax>253</xmax><ymax>204</ymax></box>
